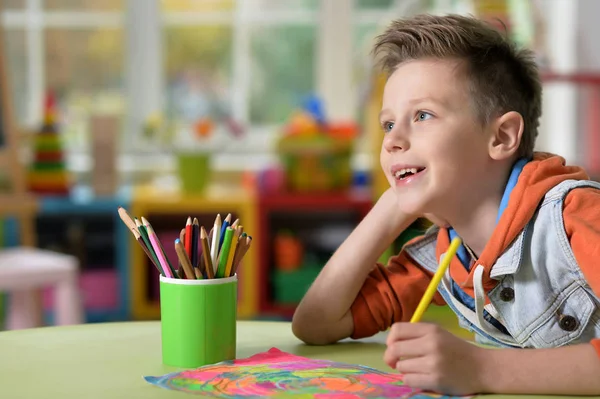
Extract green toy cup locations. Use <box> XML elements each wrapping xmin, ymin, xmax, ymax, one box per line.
<box><xmin>176</xmin><ymin>152</ymin><xmax>211</xmax><ymax>194</ymax></box>
<box><xmin>159</xmin><ymin>274</ymin><xmax>237</xmax><ymax>368</ymax></box>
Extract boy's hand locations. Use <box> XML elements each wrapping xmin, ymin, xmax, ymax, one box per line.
<box><xmin>383</xmin><ymin>322</ymin><xmax>485</xmax><ymax>395</ymax></box>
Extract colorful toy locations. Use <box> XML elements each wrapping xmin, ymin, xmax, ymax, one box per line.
<box><xmin>277</xmin><ymin>95</ymin><xmax>358</xmax><ymax>192</ymax></box>
<box><xmin>27</xmin><ymin>92</ymin><xmax>71</xmax><ymax>196</ymax></box>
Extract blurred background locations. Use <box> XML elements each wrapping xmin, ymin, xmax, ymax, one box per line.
<box><xmin>0</xmin><ymin>0</ymin><xmax>598</xmax><ymax>331</ymax></box>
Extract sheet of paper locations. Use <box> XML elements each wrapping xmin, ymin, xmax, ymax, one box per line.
<box><xmin>144</xmin><ymin>347</ymin><xmax>471</xmax><ymax>398</ymax></box>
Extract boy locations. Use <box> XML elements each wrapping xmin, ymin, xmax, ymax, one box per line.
<box><xmin>292</xmin><ymin>14</ymin><xmax>600</xmax><ymax>396</ymax></box>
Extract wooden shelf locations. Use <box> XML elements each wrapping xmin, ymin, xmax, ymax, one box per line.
<box><xmin>257</xmin><ymin>189</ymin><xmax>373</xmax><ymax>319</ymax></box>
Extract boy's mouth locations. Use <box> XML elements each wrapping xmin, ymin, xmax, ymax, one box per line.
<box><xmin>393</xmin><ymin>167</ymin><xmax>426</xmax><ymax>180</ymax></box>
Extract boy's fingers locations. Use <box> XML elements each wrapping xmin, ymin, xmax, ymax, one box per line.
<box><xmin>395</xmin><ymin>355</ymin><xmax>428</xmax><ymax>375</ymax></box>
<box><xmin>386</xmin><ymin>322</ymin><xmax>437</xmax><ymax>344</ymax></box>
<box><xmin>384</xmin><ymin>337</ymin><xmax>428</xmax><ymax>367</ymax></box>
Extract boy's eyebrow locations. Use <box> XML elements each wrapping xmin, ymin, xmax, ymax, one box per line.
<box><xmin>378</xmin><ymin>109</ymin><xmax>393</xmax><ymax>121</ymax></box>
<box><xmin>379</xmin><ymin>97</ymin><xmax>452</xmax><ymax>121</ymax></box>
<box><xmin>408</xmin><ymin>96</ymin><xmax>450</xmax><ymax>108</ymax></box>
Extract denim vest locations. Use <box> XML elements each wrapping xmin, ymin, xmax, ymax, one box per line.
<box><xmin>403</xmin><ymin>179</ymin><xmax>600</xmax><ymax>348</ymax></box>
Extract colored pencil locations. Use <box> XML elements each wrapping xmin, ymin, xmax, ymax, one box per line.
<box><xmin>216</xmin><ymin>227</ymin><xmax>234</xmax><ymax>278</ymax></box>
<box><xmin>118</xmin><ymin>207</ymin><xmax>137</xmax><ymax>232</ymax></box>
<box><xmin>135</xmin><ymin>218</ymin><xmax>163</xmax><ymax>276</ymax></box>
<box><xmin>219</xmin><ymin>213</ymin><xmax>232</xmax><ymax>249</ymax></box>
<box><xmin>191</xmin><ymin>218</ymin><xmax>199</xmax><ymax>268</ymax></box>
<box><xmin>210</xmin><ymin>214</ymin><xmax>221</xmax><ymax>272</ymax></box>
<box><xmin>230</xmin><ymin>232</ymin><xmax>247</xmax><ymax>276</ymax></box>
<box><xmin>410</xmin><ymin>237</ymin><xmax>461</xmax><ymax>323</ymax></box>
<box><xmin>175</xmin><ymin>238</ymin><xmax>196</xmax><ymax>279</ymax></box>
<box><xmin>224</xmin><ymin>226</ymin><xmax>241</xmax><ymax>278</ymax></box>
<box><xmin>184</xmin><ymin>217</ymin><xmax>192</xmax><ymax>259</ymax></box>
<box><xmin>200</xmin><ymin>226</ymin><xmax>214</xmax><ymax>279</ymax></box>
<box><xmin>129</xmin><ymin>223</ymin><xmax>163</xmax><ymax>276</ymax></box>
<box><xmin>231</xmin><ymin>235</ymin><xmax>252</xmax><ymax>277</ymax></box>
<box><xmin>178</xmin><ymin>228</ymin><xmax>185</xmax><ymax>275</ymax></box>
<box><xmin>142</xmin><ymin>217</ymin><xmax>177</xmax><ymax>278</ymax></box>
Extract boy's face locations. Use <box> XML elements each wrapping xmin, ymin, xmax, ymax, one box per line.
<box><xmin>379</xmin><ymin>58</ymin><xmax>494</xmax><ymax>217</ymax></box>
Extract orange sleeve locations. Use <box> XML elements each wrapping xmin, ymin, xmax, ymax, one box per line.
<box><xmin>591</xmin><ymin>339</ymin><xmax>600</xmax><ymax>358</ymax></box>
<box><xmin>563</xmin><ymin>187</ymin><xmax>600</xmax><ymax>357</ymax></box>
<box><xmin>350</xmin><ymin>249</ymin><xmax>445</xmax><ymax>339</ymax></box>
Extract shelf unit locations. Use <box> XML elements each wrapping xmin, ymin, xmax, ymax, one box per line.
<box><xmin>35</xmin><ymin>185</ymin><xmax>131</xmax><ymax>323</ymax></box>
<box><xmin>257</xmin><ymin>189</ymin><xmax>373</xmax><ymax>319</ymax></box>
<box><xmin>130</xmin><ymin>183</ymin><xmax>259</xmax><ymax>320</ymax></box>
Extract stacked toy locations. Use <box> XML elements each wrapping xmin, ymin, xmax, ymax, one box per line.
<box><xmin>27</xmin><ymin>92</ymin><xmax>71</xmax><ymax>195</ymax></box>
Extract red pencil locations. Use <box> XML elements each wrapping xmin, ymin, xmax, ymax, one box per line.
<box><xmin>184</xmin><ymin>216</ymin><xmax>192</xmax><ymax>259</ymax></box>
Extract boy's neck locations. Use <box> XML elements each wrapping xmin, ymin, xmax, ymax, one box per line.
<box><xmin>445</xmin><ymin>196</ymin><xmax>501</xmax><ymax>257</ymax></box>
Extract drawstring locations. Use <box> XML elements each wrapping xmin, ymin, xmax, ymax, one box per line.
<box><xmin>473</xmin><ymin>264</ymin><xmax>500</xmax><ymax>335</ymax></box>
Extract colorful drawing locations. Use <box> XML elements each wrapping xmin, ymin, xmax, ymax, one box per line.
<box><xmin>144</xmin><ymin>347</ymin><xmax>471</xmax><ymax>398</ymax></box>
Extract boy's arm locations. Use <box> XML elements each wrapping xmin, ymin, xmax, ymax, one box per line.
<box><xmin>563</xmin><ymin>187</ymin><xmax>600</xmax><ymax>358</ymax></box>
<box><xmin>478</xmin><ymin>343</ymin><xmax>600</xmax><ymax>394</ymax></box>
<box><xmin>292</xmin><ymin>188</ymin><xmax>422</xmax><ymax>345</ymax></box>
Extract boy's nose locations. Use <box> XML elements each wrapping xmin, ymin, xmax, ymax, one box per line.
<box><xmin>382</xmin><ymin>129</ymin><xmax>410</xmax><ymax>153</ymax></box>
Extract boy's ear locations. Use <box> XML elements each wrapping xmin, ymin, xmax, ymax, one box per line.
<box><xmin>488</xmin><ymin>111</ymin><xmax>523</xmax><ymax>160</ymax></box>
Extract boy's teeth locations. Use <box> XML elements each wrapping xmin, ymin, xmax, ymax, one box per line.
<box><xmin>395</xmin><ymin>168</ymin><xmax>418</xmax><ymax>179</ymax></box>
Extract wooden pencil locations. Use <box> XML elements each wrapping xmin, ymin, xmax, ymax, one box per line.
<box><xmin>216</xmin><ymin>227</ymin><xmax>234</xmax><ymax>278</ymax></box>
<box><xmin>219</xmin><ymin>213</ymin><xmax>232</xmax><ymax>249</ymax></box>
<box><xmin>224</xmin><ymin>226</ymin><xmax>242</xmax><ymax>278</ymax></box>
<box><xmin>129</xmin><ymin>224</ymin><xmax>163</xmax><ymax>276</ymax></box>
<box><xmin>210</xmin><ymin>214</ymin><xmax>221</xmax><ymax>270</ymax></box>
<box><xmin>231</xmin><ymin>235</ymin><xmax>252</xmax><ymax>276</ymax></box>
<box><xmin>142</xmin><ymin>217</ymin><xmax>177</xmax><ymax>278</ymax></box>
<box><xmin>230</xmin><ymin>232</ymin><xmax>247</xmax><ymax>276</ymax></box>
<box><xmin>175</xmin><ymin>238</ymin><xmax>196</xmax><ymax>279</ymax></box>
<box><xmin>200</xmin><ymin>226</ymin><xmax>214</xmax><ymax>279</ymax></box>
<box><xmin>191</xmin><ymin>218</ymin><xmax>199</xmax><ymax>268</ymax></box>
<box><xmin>178</xmin><ymin>228</ymin><xmax>186</xmax><ymax>277</ymax></box>
<box><xmin>135</xmin><ymin>218</ymin><xmax>163</xmax><ymax>276</ymax></box>
<box><xmin>118</xmin><ymin>207</ymin><xmax>137</xmax><ymax>232</ymax></box>
<box><xmin>184</xmin><ymin>217</ymin><xmax>192</xmax><ymax>259</ymax></box>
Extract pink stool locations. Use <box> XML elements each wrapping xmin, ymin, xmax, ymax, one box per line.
<box><xmin>0</xmin><ymin>248</ymin><xmax>83</xmax><ymax>329</ymax></box>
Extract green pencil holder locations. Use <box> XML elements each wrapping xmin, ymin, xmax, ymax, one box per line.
<box><xmin>159</xmin><ymin>275</ymin><xmax>237</xmax><ymax>368</ymax></box>
<box><xmin>177</xmin><ymin>152</ymin><xmax>211</xmax><ymax>194</ymax></box>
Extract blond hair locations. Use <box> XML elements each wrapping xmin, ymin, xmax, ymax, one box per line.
<box><xmin>374</xmin><ymin>14</ymin><xmax>542</xmax><ymax>158</ymax></box>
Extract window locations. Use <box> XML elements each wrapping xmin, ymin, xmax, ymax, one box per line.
<box><xmin>7</xmin><ymin>0</ymin><xmax>556</xmax><ymax>175</ymax></box>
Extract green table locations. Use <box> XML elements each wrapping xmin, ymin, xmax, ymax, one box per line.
<box><xmin>0</xmin><ymin>321</ymin><xmax>594</xmax><ymax>398</ymax></box>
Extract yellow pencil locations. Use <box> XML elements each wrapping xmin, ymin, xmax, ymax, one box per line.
<box><xmin>410</xmin><ymin>237</ymin><xmax>461</xmax><ymax>323</ymax></box>
<box><xmin>224</xmin><ymin>226</ymin><xmax>241</xmax><ymax>278</ymax></box>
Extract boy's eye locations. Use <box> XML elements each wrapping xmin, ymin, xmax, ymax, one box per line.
<box><xmin>417</xmin><ymin>111</ymin><xmax>433</xmax><ymax>121</ymax></box>
<box><xmin>382</xmin><ymin>121</ymin><xmax>394</xmax><ymax>133</ymax></box>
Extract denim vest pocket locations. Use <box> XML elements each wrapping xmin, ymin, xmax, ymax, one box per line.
<box><xmin>528</xmin><ymin>285</ymin><xmax>596</xmax><ymax>348</ymax></box>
